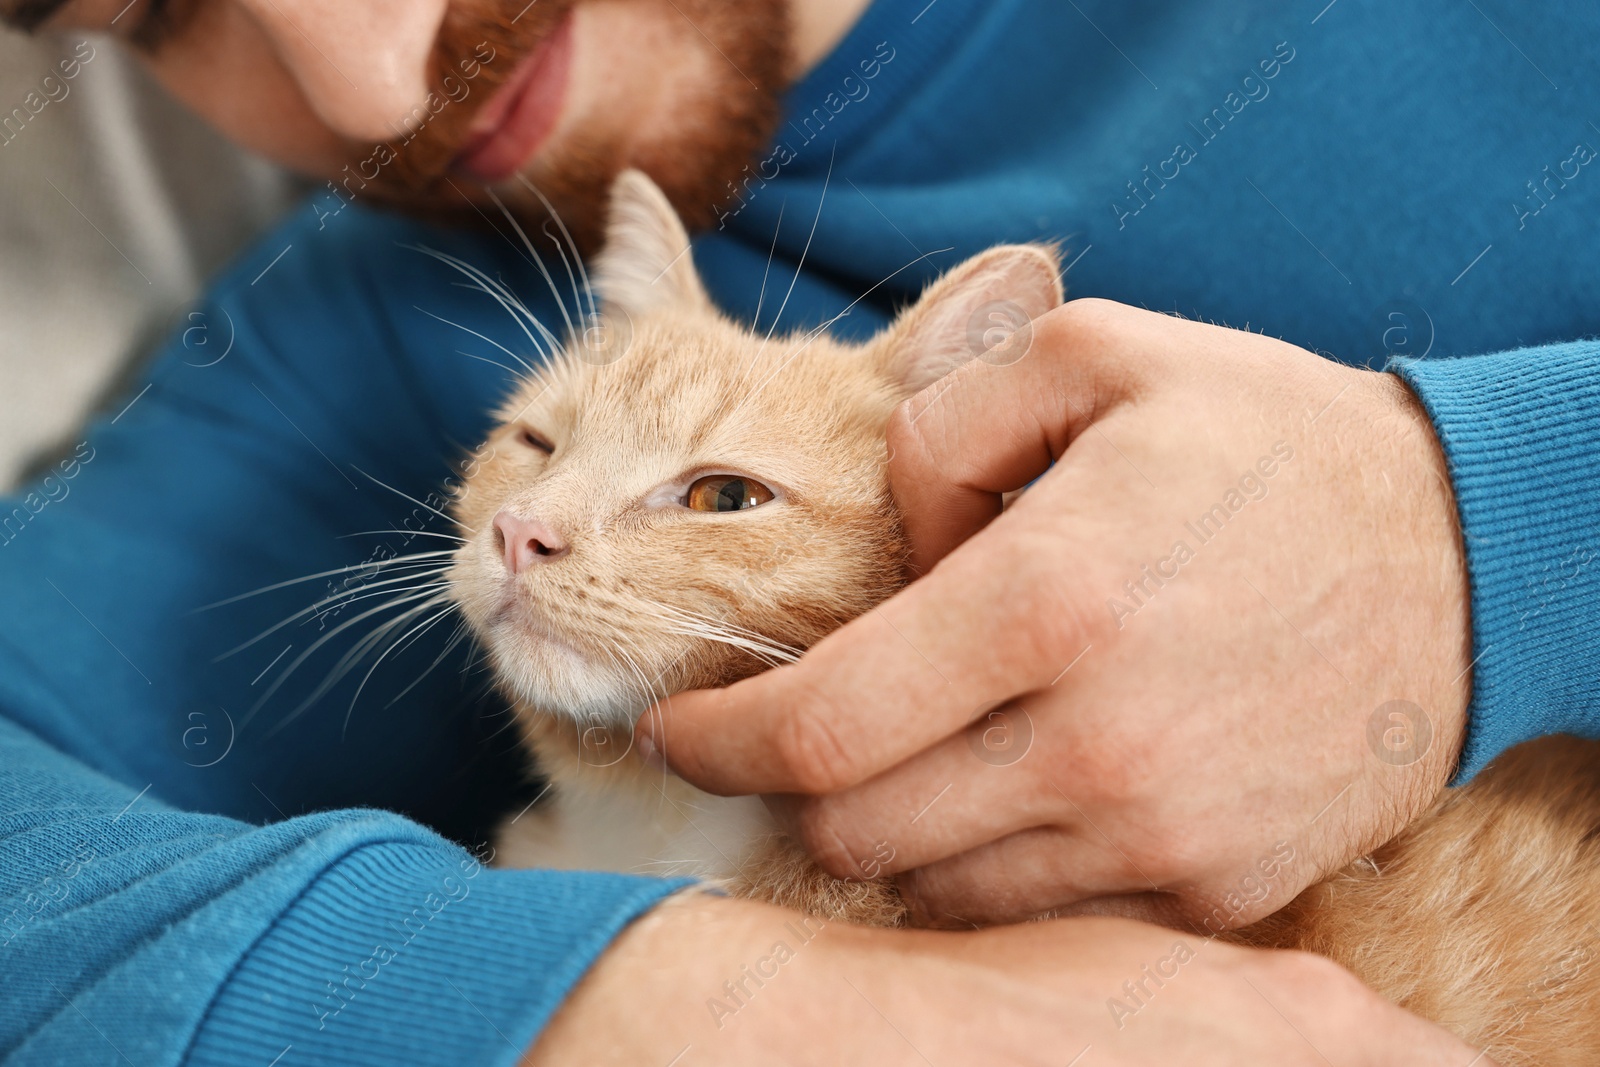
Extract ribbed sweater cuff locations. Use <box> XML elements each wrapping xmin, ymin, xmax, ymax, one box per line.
<box><xmin>190</xmin><ymin>841</ymin><xmax>688</xmax><ymax>1067</ymax></box>
<box><xmin>1392</xmin><ymin>340</ymin><xmax>1600</xmax><ymax>779</ymax></box>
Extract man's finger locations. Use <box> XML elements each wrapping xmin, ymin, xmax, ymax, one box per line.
<box><xmin>894</xmin><ymin>825</ymin><xmax>1150</xmax><ymax>928</ymax></box>
<box><xmin>891</xmin><ymin>299</ymin><xmax>1143</xmax><ymax>575</ymax></box>
<box><xmin>640</xmin><ymin>534</ymin><xmax>1084</xmax><ymax>795</ymax></box>
<box><xmin>638</xmin><ymin>305</ymin><xmax>1156</xmax><ymax>798</ymax></box>
<box><xmin>783</xmin><ymin>706</ymin><xmax>1057</xmax><ymax>879</ymax></box>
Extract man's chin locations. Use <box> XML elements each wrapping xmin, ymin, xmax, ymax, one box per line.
<box><xmin>354</xmin><ymin>154</ymin><xmax>617</xmax><ymax>260</ymax></box>
<box><xmin>345</xmin><ymin>0</ymin><xmax>791</xmax><ymax>256</ymax></box>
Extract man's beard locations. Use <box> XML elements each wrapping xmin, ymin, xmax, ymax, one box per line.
<box><xmin>350</xmin><ymin>0</ymin><xmax>791</xmax><ymax>254</ymax></box>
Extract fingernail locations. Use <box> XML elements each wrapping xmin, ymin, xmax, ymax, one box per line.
<box><xmin>636</xmin><ymin>728</ymin><xmax>665</xmax><ymax>772</ymax></box>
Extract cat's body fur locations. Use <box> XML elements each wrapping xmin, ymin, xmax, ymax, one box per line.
<box><xmin>492</xmin><ymin>720</ymin><xmax>906</xmax><ymax>923</ymax></box>
<box><xmin>1229</xmin><ymin>734</ymin><xmax>1600</xmax><ymax>1065</ymax></box>
<box><xmin>447</xmin><ymin>172</ymin><xmax>1600</xmax><ymax>1061</ymax></box>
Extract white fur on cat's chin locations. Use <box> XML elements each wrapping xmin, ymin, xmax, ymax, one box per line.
<box><xmin>495</xmin><ymin>778</ymin><xmax>778</xmax><ymax>882</ymax></box>
<box><xmin>484</xmin><ymin>626</ymin><xmax>648</xmax><ymax>729</ymax></box>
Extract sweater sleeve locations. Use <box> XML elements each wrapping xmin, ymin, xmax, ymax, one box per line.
<box><xmin>0</xmin><ymin>715</ymin><xmax>684</xmax><ymax>1066</ymax></box>
<box><xmin>0</xmin><ymin>202</ymin><xmax>688</xmax><ymax>1065</ymax></box>
<box><xmin>1392</xmin><ymin>340</ymin><xmax>1600</xmax><ymax>779</ymax></box>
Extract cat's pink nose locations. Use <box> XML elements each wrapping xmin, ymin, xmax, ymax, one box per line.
<box><xmin>493</xmin><ymin>510</ymin><xmax>569</xmax><ymax>572</ymax></box>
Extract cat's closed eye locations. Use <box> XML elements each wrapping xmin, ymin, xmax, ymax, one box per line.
<box><xmin>685</xmin><ymin>475</ymin><xmax>775</xmax><ymax>513</ymax></box>
<box><xmin>519</xmin><ymin>428</ymin><xmax>555</xmax><ymax>454</ymax></box>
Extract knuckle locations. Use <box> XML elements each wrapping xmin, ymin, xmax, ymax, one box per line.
<box><xmin>884</xmin><ymin>397</ymin><xmax>921</xmax><ymax>452</ymax></box>
<box><xmin>1153</xmin><ymin>834</ymin><xmax>1217</xmax><ymax>885</ymax></box>
<box><xmin>985</xmin><ymin>539</ymin><xmax>1096</xmax><ymax>663</ymax></box>
<box><xmin>1066</xmin><ymin>730</ymin><xmax>1144</xmax><ymax>810</ymax></box>
<box><xmin>1034</xmin><ymin>297</ymin><xmax>1154</xmax><ymax>402</ymax></box>
<box><xmin>1042</xmin><ymin>297</ymin><xmax>1127</xmax><ymax>350</ymax></box>
<box><xmin>794</xmin><ymin>800</ymin><xmax>869</xmax><ymax>880</ymax></box>
<box><xmin>884</xmin><ymin>399</ymin><xmax>935</xmax><ymax>474</ymax></box>
<box><xmin>1057</xmin><ymin>295</ymin><xmax>1125</xmax><ymax>328</ymax></box>
<box><xmin>1261</xmin><ymin>949</ymin><xmax>1371</xmax><ymax>1012</ymax></box>
<box><xmin>1023</xmin><ymin>546</ymin><xmax>1120</xmax><ymax>650</ymax></box>
<box><xmin>772</xmin><ymin>686</ymin><xmax>861</xmax><ymax>794</ymax></box>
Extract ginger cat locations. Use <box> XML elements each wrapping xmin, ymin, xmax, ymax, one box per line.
<box><xmin>444</xmin><ymin>171</ymin><xmax>1600</xmax><ymax>1064</ymax></box>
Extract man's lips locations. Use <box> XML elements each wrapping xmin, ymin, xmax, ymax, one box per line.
<box><xmin>453</xmin><ymin>13</ymin><xmax>575</xmax><ymax>183</ymax></box>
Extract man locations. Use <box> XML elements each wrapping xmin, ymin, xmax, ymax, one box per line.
<box><xmin>1</xmin><ymin>0</ymin><xmax>1594</xmax><ymax>1061</ymax></box>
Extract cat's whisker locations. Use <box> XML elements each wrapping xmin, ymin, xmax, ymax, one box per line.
<box><xmin>646</xmin><ymin>601</ymin><xmax>804</xmax><ymax>657</ymax></box>
<box><xmin>291</xmin><ymin>604</ymin><xmax>423</xmax><ymax>723</ymax></box>
<box><xmin>244</xmin><ymin>585</ymin><xmax>450</xmax><ymax>731</ymax></box>
<box><xmin>443</xmin><ymin>274</ymin><xmax>562</xmax><ymax>359</ymax></box>
<box><xmin>411</xmin><ymin>304</ymin><xmax>540</xmax><ymax>375</ymax></box>
<box><xmin>209</xmin><ymin>571</ymin><xmax>450</xmax><ymax>661</ymax></box>
<box><xmin>352</xmin><ymin>467</ymin><xmax>476</xmax><ymax>533</ymax></box>
<box><xmin>484</xmin><ymin>187</ymin><xmax>579</xmax><ymax>345</ymax></box>
<box><xmin>761</xmin><ymin>146</ymin><xmax>838</xmax><ymax>363</ymax></box>
<box><xmin>487</xmin><ymin>277</ymin><xmax>567</xmax><ymax>360</ymax></box>
<box><xmin>748</xmin><ymin>200</ymin><xmax>787</xmax><ymax>355</ymax></box>
<box><xmin>606</xmin><ymin>643</ymin><xmax>685</xmax><ymax>810</ymax></box>
<box><xmin>456</xmin><ymin>351</ymin><xmax>527</xmax><ymax>380</ymax></box>
<box><xmin>337</xmin><ymin>530</ymin><xmax>468</xmax><ymax>544</ymax></box>
<box><xmin>620</xmin><ymin>643</ymin><xmax>672</xmax><ymax>714</ymax></box>
<box><xmin>661</xmin><ymin>628</ymin><xmax>796</xmax><ymax>668</ymax></box>
<box><xmin>215</xmin><ymin>567</ymin><xmax>453</xmax><ymax>662</ymax></box>
<box><xmin>596</xmin><ymin>643</ymin><xmax>642</xmax><ymax>705</ymax></box>
<box><xmin>342</xmin><ymin>600</ymin><xmax>460</xmax><ymax>739</ymax></box>
<box><xmin>757</xmin><ymin>146</ymin><xmax>834</xmax><ymax>357</ymax></box>
<box><xmin>384</xmin><ymin>619</ymin><xmax>472</xmax><ymax>710</ymax></box>
<box><xmin>735</xmin><ymin>244</ymin><xmax>956</xmax><ymax>420</ymax></box>
<box><xmin>412</xmin><ymin>245</ymin><xmax>564</xmax><ymax>360</ymax></box>
<box><xmin>478</xmin><ymin>696</ymin><xmax>523</xmax><ymax>744</ymax></box>
<box><xmin>459</xmin><ymin>634</ymin><xmax>492</xmax><ymax>677</ymax></box>
<box><xmin>514</xmin><ymin>174</ymin><xmax>600</xmax><ymax>322</ymax></box>
<box><xmin>193</xmin><ymin>551</ymin><xmax>456</xmax><ymax>612</ymax></box>
<box><xmin>593</xmin><ymin>639</ymin><xmax>662</xmax><ymax>721</ymax></box>
<box><xmin>258</xmin><ymin>591</ymin><xmax>452</xmax><ymax>737</ymax></box>
<box><xmin>796</xmin><ymin>245</ymin><xmax>955</xmax><ymax>346</ymax></box>
<box><xmin>377</xmin><ymin>600</ymin><xmax>459</xmax><ymax>674</ymax></box>
<box><xmin>658</xmin><ymin>617</ymin><xmax>796</xmax><ymax>664</ymax></box>
<box><xmin>541</xmin><ymin>229</ymin><xmax>593</xmax><ymax>342</ymax></box>
<box><xmin>638</xmin><ymin>602</ymin><xmax>802</xmax><ymax>668</ymax></box>
<box><xmin>642</xmin><ymin>697</ymin><xmax>673</xmax><ymax>797</ymax></box>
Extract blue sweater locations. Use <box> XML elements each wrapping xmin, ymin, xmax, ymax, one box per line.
<box><xmin>3</xmin><ymin>0</ymin><xmax>1598</xmax><ymax>1062</ymax></box>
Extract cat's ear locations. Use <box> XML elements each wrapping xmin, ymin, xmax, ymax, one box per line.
<box><xmin>592</xmin><ymin>169</ymin><xmax>711</xmax><ymax>317</ymax></box>
<box><xmin>876</xmin><ymin>244</ymin><xmax>1064</xmax><ymax>396</ymax></box>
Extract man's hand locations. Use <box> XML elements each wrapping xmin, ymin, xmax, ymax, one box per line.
<box><xmin>528</xmin><ymin>894</ymin><xmax>1489</xmax><ymax>1065</ymax></box>
<box><xmin>637</xmin><ymin>298</ymin><xmax>1472</xmax><ymax>931</ymax></box>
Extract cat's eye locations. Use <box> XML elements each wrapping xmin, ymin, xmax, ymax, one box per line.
<box><xmin>519</xmin><ymin>428</ymin><xmax>554</xmax><ymax>454</ymax></box>
<box><xmin>685</xmin><ymin>475</ymin><xmax>775</xmax><ymax>513</ymax></box>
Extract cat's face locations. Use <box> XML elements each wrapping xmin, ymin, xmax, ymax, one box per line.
<box><xmin>450</xmin><ymin>300</ymin><xmax>907</xmax><ymax>727</ymax></box>
<box><xmin>449</xmin><ymin>171</ymin><xmax>1063</xmax><ymax>729</ymax></box>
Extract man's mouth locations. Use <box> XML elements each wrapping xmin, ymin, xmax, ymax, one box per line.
<box><xmin>452</xmin><ymin>12</ymin><xmax>575</xmax><ymax>183</ymax></box>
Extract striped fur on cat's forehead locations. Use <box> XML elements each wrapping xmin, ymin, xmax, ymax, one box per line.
<box><xmin>493</xmin><ymin>306</ymin><xmax>902</xmax><ymax>512</ymax></box>
<box><xmin>449</xmin><ymin>171</ymin><xmax>1064</xmax><ymax>726</ymax></box>
<box><xmin>488</xmin><ymin>170</ymin><xmax>1065</xmax><ymax>515</ymax></box>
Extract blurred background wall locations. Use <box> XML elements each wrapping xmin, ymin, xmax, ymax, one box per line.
<box><xmin>0</xmin><ymin>29</ymin><xmax>295</xmax><ymax>490</ymax></box>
